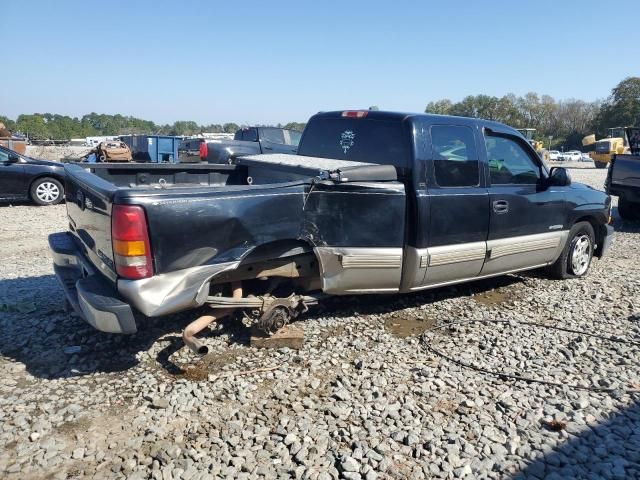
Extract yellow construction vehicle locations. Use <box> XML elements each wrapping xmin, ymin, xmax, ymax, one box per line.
<box><xmin>517</xmin><ymin>128</ymin><xmax>548</xmax><ymax>161</ymax></box>
<box><xmin>582</xmin><ymin>127</ymin><xmax>631</xmax><ymax>169</ymax></box>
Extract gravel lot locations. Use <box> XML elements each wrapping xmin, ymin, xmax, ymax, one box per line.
<box><xmin>1</xmin><ymin>168</ymin><xmax>639</xmax><ymax>480</ymax></box>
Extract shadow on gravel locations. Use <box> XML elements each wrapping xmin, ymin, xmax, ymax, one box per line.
<box><xmin>0</xmin><ymin>270</ymin><xmax>524</xmax><ymax>379</ymax></box>
<box><xmin>305</xmin><ymin>275</ymin><xmax>524</xmax><ymax>322</ymax></box>
<box><xmin>512</xmin><ymin>399</ymin><xmax>640</xmax><ymax>479</ymax></box>
<box><xmin>0</xmin><ymin>275</ymin><xmax>246</xmax><ymax>380</ymax></box>
<box><xmin>611</xmin><ymin>207</ymin><xmax>640</xmax><ymax>234</ymax></box>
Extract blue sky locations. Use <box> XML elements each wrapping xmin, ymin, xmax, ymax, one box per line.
<box><xmin>1</xmin><ymin>0</ymin><xmax>638</xmax><ymax>125</ymax></box>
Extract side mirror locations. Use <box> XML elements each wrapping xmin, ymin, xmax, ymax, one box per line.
<box><xmin>4</xmin><ymin>154</ymin><xmax>19</xmax><ymax>164</ymax></box>
<box><xmin>548</xmin><ymin>167</ymin><xmax>571</xmax><ymax>187</ymax></box>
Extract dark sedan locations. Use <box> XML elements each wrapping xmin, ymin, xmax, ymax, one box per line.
<box><xmin>0</xmin><ymin>144</ymin><xmax>65</xmax><ymax>205</ymax></box>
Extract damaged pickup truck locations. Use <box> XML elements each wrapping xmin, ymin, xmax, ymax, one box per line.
<box><xmin>49</xmin><ymin>110</ymin><xmax>614</xmax><ymax>352</ymax></box>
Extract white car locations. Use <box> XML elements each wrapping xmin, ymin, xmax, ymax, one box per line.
<box><xmin>562</xmin><ymin>151</ymin><xmax>582</xmax><ymax>162</ymax></box>
<box><xmin>548</xmin><ymin>150</ymin><xmax>561</xmax><ymax>161</ymax></box>
<box><xmin>580</xmin><ymin>153</ymin><xmax>592</xmax><ymax>162</ymax></box>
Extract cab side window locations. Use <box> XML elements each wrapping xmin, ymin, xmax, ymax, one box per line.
<box><xmin>261</xmin><ymin>128</ymin><xmax>285</xmax><ymax>144</ymax></box>
<box><xmin>485</xmin><ymin>135</ymin><xmax>540</xmax><ymax>185</ymax></box>
<box><xmin>431</xmin><ymin>125</ymin><xmax>479</xmax><ymax>187</ymax></box>
<box><xmin>0</xmin><ymin>149</ymin><xmax>8</xmax><ymax>162</ymax></box>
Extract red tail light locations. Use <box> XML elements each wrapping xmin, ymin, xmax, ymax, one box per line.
<box><xmin>341</xmin><ymin>111</ymin><xmax>368</xmax><ymax>118</ymax></box>
<box><xmin>199</xmin><ymin>141</ymin><xmax>208</xmax><ymax>160</ymax></box>
<box><xmin>111</xmin><ymin>205</ymin><xmax>153</xmax><ymax>279</ymax></box>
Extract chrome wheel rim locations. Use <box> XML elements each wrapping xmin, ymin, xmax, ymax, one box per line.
<box><xmin>570</xmin><ymin>235</ymin><xmax>592</xmax><ymax>276</ymax></box>
<box><xmin>35</xmin><ymin>182</ymin><xmax>60</xmax><ymax>203</ymax></box>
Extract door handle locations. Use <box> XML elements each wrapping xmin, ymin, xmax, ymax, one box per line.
<box><xmin>493</xmin><ymin>200</ymin><xmax>509</xmax><ymax>214</ymax></box>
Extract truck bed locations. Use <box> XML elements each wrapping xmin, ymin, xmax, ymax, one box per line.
<box><xmin>73</xmin><ymin>162</ymin><xmax>245</xmax><ymax>191</ymax></box>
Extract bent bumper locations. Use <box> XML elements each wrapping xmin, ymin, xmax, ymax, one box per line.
<box><xmin>49</xmin><ymin>232</ymin><xmax>137</xmax><ymax>334</ymax></box>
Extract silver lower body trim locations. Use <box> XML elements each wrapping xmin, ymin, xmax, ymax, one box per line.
<box><xmin>401</xmin><ymin>231</ymin><xmax>569</xmax><ymax>292</ymax></box>
<box><xmin>315</xmin><ymin>247</ymin><xmax>403</xmax><ymax>294</ymax></box>
<box><xmin>408</xmin><ymin>262</ymin><xmax>550</xmax><ymax>292</ymax></box>
<box><xmin>482</xmin><ymin>231</ymin><xmax>568</xmax><ymax>276</ymax></box>
<box><xmin>117</xmin><ymin>261</ymin><xmax>239</xmax><ymax>317</ymax></box>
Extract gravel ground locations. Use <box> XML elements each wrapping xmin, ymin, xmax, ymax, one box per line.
<box><xmin>1</xmin><ymin>168</ymin><xmax>639</xmax><ymax>480</ymax></box>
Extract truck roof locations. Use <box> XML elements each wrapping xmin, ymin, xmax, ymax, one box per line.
<box><xmin>312</xmin><ymin>110</ymin><xmax>522</xmax><ymax>137</ymax></box>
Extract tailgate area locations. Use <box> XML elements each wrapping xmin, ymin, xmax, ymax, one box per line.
<box><xmin>49</xmin><ymin>232</ymin><xmax>137</xmax><ymax>334</ymax></box>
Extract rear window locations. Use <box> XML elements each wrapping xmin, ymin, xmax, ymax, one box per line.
<box><xmin>297</xmin><ymin>117</ymin><xmax>410</xmax><ymax>168</ymax></box>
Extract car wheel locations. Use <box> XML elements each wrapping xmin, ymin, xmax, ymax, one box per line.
<box><xmin>618</xmin><ymin>196</ymin><xmax>640</xmax><ymax>221</ymax></box>
<box><xmin>30</xmin><ymin>177</ymin><xmax>64</xmax><ymax>206</ymax></box>
<box><xmin>546</xmin><ymin>221</ymin><xmax>595</xmax><ymax>279</ymax></box>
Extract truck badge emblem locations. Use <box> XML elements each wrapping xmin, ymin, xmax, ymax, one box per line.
<box><xmin>339</xmin><ymin>130</ymin><xmax>355</xmax><ymax>154</ymax></box>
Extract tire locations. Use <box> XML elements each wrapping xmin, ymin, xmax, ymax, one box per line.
<box><xmin>618</xmin><ymin>196</ymin><xmax>640</xmax><ymax>221</ymax></box>
<box><xmin>594</xmin><ymin>161</ymin><xmax>608</xmax><ymax>169</ymax></box>
<box><xmin>546</xmin><ymin>221</ymin><xmax>595</xmax><ymax>279</ymax></box>
<box><xmin>30</xmin><ymin>177</ymin><xmax>64</xmax><ymax>206</ymax></box>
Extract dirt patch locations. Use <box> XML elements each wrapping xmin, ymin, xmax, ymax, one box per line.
<box><xmin>319</xmin><ymin>324</ymin><xmax>346</xmax><ymax>341</ymax></box>
<box><xmin>472</xmin><ymin>289</ymin><xmax>511</xmax><ymax>305</ymax></box>
<box><xmin>180</xmin><ymin>365</ymin><xmax>209</xmax><ymax>382</ymax></box>
<box><xmin>173</xmin><ymin>348</ymin><xmax>247</xmax><ymax>381</ymax></box>
<box><xmin>55</xmin><ymin>416</ymin><xmax>92</xmax><ymax>436</ymax></box>
<box><xmin>385</xmin><ymin>313</ymin><xmax>435</xmax><ymax>338</ymax></box>
<box><xmin>201</xmin><ymin>348</ymin><xmax>246</xmax><ymax>371</ymax></box>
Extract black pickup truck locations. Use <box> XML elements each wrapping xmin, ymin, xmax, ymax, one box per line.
<box><xmin>606</xmin><ymin>127</ymin><xmax>640</xmax><ymax>220</ymax></box>
<box><xmin>186</xmin><ymin>126</ymin><xmax>302</xmax><ymax>164</ymax></box>
<box><xmin>49</xmin><ymin>110</ymin><xmax>614</xmax><ymax>347</ymax></box>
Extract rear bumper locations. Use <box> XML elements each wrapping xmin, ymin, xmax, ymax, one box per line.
<box><xmin>49</xmin><ymin>232</ymin><xmax>137</xmax><ymax>334</ymax></box>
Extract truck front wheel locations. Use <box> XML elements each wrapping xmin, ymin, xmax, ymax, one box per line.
<box><xmin>618</xmin><ymin>197</ymin><xmax>640</xmax><ymax>221</ymax></box>
<box><xmin>546</xmin><ymin>221</ymin><xmax>595</xmax><ymax>279</ymax></box>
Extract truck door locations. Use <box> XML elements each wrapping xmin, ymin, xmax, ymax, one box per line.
<box><xmin>402</xmin><ymin>125</ymin><xmax>489</xmax><ymax>291</ymax></box>
<box><xmin>412</xmin><ymin>124</ymin><xmax>490</xmax><ymax>288</ymax></box>
<box><xmin>0</xmin><ymin>148</ymin><xmax>26</xmax><ymax>199</ymax></box>
<box><xmin>481</xmin><ymin>129</ymin><xmax>567</xmax><ymax>275</ymax></box>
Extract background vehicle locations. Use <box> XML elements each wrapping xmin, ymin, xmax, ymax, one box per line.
<box><xmin>92</xmin><ymin>140</ymin><xmax>133</xmax><ymax>162</ymax></box>
<box><xmin>548</xmin><ymin>150</ymin><xmax>561</xmax><ymax>161</ymax></box>
<box><xmin>178</xmin><ymin>137</ymin><xmax>207</xmax><ymax>163</ymax></box>
<box><xmin>50</xmin><ymin>110</ymin><xmax>613</xmax><ymax>343</ymax></box>
<box><xmin>0</xmin><ymin>144</ymin><xmax>65</xmax><ymax>205</ymax></box>
<box><xmin>561</xmin><ymin>151</ymin><xmax>582</xmax><ymax>162</ymax></box>
<box><xmin>580</xmin><ymin>153</ymin><xmax>592</xmax><ymax>162</ymax></box>
<box><xmin>583</xmin><ymin>127</ymin><xmax>633</xmax><ymax>169</ymax></box>
<box><xmin>606</xmin><ymin>127</ymin><xmax>640</xmax><ymax>220</ymax></box>
<box><xmin>517</xmin><ymin>128</ymin><xmax>548</xmax><ymax>161</ymax></box>
<box><xmin>197</xmin><ymin>126</ymin><xmax>302</xmax><ymax>163</ymax></box>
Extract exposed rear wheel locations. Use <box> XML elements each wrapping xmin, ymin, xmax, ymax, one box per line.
<box><xmin>547</xmin><ymin>221</ymin><xmax>595</xmax><ymax>279</ymax></box>
<box><xmin>30</xmin><ymin>177</ymin><xmax>64</xmax><ymax>206</ymax></box>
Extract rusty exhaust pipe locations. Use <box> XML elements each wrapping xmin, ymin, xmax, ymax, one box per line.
<box><xmin>183</xmin><ymin>282</ymin><xmax>242</xmax><ymax>355</ymax></box>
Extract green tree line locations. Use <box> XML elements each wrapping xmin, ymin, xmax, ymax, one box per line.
<box><xmin>425</xmin><ymin>77</ymin><xmax>640</xmax><ymax>150</ymax></box>
<box><xmin>0</xmin><ymin>113</ymin><xmax>307</xmax><ymax>141</ymax></box>
<box><xmin>2</xmin><ymin>77</ymin><xmax>638</xmax><ymax>149</ymax></box>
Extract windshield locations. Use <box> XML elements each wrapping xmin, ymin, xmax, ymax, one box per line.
<box><xmin>608</xmin><ymin>128</ymin><xmax>626</xmax><ymax>140</ymax></box>
<box><xmin>298</xmin><ymin>117</ymin><xmax>410</xmax><ymax>168</ymax></box>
